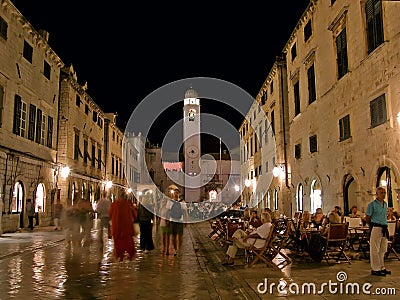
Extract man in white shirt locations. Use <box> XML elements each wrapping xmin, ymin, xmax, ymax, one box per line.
<box><xmin>222</xmin><ymin>212</ymin><xmax>273</xmax><ymax>266</ymax></box>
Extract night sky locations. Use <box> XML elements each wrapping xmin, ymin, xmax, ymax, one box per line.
<box><xmin>11</xmin><ymin>1</ymin><xmax>310</xmax><ymax>152</ymax></box>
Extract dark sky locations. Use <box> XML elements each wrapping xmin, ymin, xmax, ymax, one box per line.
<box><xmin>11</xmin><ymin>1</ymin><xmax>310</xmax><ymax>151</ymax></box>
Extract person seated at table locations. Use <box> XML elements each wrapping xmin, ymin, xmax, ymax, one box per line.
<box><xmin>348</xmin><ymin>205</ymin><xmax>361</xmax><ymax>218</ymax></box>
<box><xmin>243</xmin><ymin>207</ymin><xmax>250</xmax><ymax>221</ymax></box>
<box><xmin>298</xmin><ymin>211</ymin><xmax>312</xmax><ymax>256</ymax></box>
<box><xmin>387</xmin><ymin>207</ymin><xmax>397</xmax><ymax>221</ymax></box>
<box><xmin>222</xmin><ymin>212</ymin><xmax>272</xmax><ymax>266</ymax></box>
<box><xmin>249</xmin><ymin>211</ymin><xmax>259</xmax><ymax>223</ymax></box>
<box><xmin>328</xmin><ymin>209</ymin><xmax>342</xmax><ymax>224</ymax></box>
<box><xmin>312</xmin><ymin>208</ymin><xmax>326</xmax><ymax>228</ymax></box>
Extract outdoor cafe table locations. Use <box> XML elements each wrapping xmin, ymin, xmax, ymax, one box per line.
<box><xmin>302</xmin><ymin>227</ymin><xmax>325</xmax><ymax>262</ymax></box>
<box><xmin>348</xmin><ymin>226</ymin><xmax>370</xmax><ymax>255</ymax></box>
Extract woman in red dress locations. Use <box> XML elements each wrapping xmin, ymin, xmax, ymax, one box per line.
<box><xmin>109</xmin><ymin>190</ymin><xmax>136</xmax><ymax>261</ymax></box>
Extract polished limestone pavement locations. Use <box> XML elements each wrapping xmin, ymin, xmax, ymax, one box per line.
<box><xmin>0</xmin><ymin>220</ymin><xmax>399</xmax><ymax>299</ymax></box>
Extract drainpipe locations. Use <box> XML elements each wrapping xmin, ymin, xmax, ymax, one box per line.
<box><xmin>278</xmin><ymin>58</ymin><xmax>290</xmax><ymax>190</ymax></box>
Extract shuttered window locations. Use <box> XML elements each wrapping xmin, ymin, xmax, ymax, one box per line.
<box><xmin>28</xmin><ymin>104</ymin><xmax>36</xmax><ymax>141</ymax></box>
<box><xmin>336</xmin><ymin>28</ymin><xmax>348</xmax><ymax>79</ymax></box>
<box><xmin>370</xmin><ymin>94</ymin><xmax>386</xmax><ymax>127</ymax></box>
<box><xmin>366</xmin><ymin>0</ymin><xmax>384</xmax><ymax>53</ymax></box>
<box><xmin>47</xmin><ymin>116</ymin><xmax>53</xmax><ymax>148</ymax></box>
<box><xmin>307</xmin><ymin>64</ymin><xmax>316</xmax><ymax>104</ymax></box>
<box><xmin>339</xmin><ymin>114</ymin><xmax>351</xmax><ymax>141</ymax></box>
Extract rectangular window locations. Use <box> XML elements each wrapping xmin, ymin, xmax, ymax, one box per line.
<box><xmin>307</xmin><ymin>64</ymin><xmax>316</xmax><ymax>104</ymax></box>
<box><xmin>304</xmin><ymin>20</ymin><xmax>312</xmax><ymax>42</ymax></box>
<box><xmin>259</xmin><ymin>126</ymin><xmax>262</xmax><ymax>148</ymax></box>
<box><xmin>0</xmin><ymin>16</ymin><xmax>8</xmax><ymax>40</ymax></box>
<box><xmin>43</xmin><ymin>60</ymin><xmax>51</xmax><ymax>79</ymax></box>
<box><xmin>264</xmin><ymin>120</ymin><xmax>268</xmax><ymax>143</ymax></box>
<box><xmin>85</xmin><ymin>104</ymin><xmax>89</xmax><ymax>115</ymax></box>
<box><xmin>28</xmin><ymin>104</ymin><xmax>36</xmax><ymax>141</ymax></box>
<box><xmin>291</xmin><ymin>42</ymin><xmax>297</xmax><ymax>61</ymax></box>
<box><xmin>83</xmin><ymin>140</ymin><xmax>89</xmax><ymax>164</ymax></box>
<box><xmin>97</xmin><ymin>117</ymin><xmax>103</xmax><ymax>128</ymax></box>
<box><xmin>13</xmin><ymin>95</ymin><xmax>27</xmax><ymax>137</ymax></box>
<box><xmin>339</xmin><ymin>114</ymin><xmax>351</xmax><ymax>141</ymax></box>
<box><xmin>366</xmin><ymin>0</ymin><xmax>384</xmax><ymax>54</ymax></box>
<box><xmin>295</xmin><ymin>144</ymin><xmax>301</xmax><ymax>159</ymax></box>
<box><xmin>370</xmin><ymin>94</ymin><xmax>386</xmax><ymax>128</ymax></box>
<box><xmin>271</xmin><ymin>110</ymin><xmax>275</xmax><ymax>135</ymax></box>
<box><xmin>253</xmin><ymin>110</ymin><xmax>256</xmax><ymax>120</ymax></box>
<box><xmin>75</xmin><ymin>95</ymin><xmax>81</xmax><ymax>107</ymax></box>
<box><xmin>93</xmin><ymin>111</ymin><xmax>98</xmax><ymax>123</ymax></box>
<box><xmin>250</xmin><ymin>137</ymin><xmax>253</xmax><ymax>156</ymax></box>
<box><xmin>261</xmin><ymin>91</ymin><xmax>267</xmax><ymax>105</ymax></box>
<box><xmin>0</xmin><ymin>85</ymin><xmax>3</xmax><ymax>127</ymax></box>
<box><xmin>23</xmin><ymin>41</ymin><xmax>33</xmax><ymax>63</ymax></box>
<box><xmin>40</xmin><ymin>114</ymin><xmax>46</xmax><ymax>145</ymax></box>
<box><xmin>116</xmin><ymin>160</ymin><xmax>119</xmax><ymax>177</ymax></box>
<box><xmin>294</xmin><ymin>81</ymin><xmax>300</xmax><ymax>116</ymax></box>
<box><xmin>309</xmin><ymin>135</ymin><xmax>318</xmax><ymax>153</ymax></box>
<box><xmin>47</xmin><ymin>116</ymin><xmax>53</xmax><ymax>148</ymax></box>
<box><xmin>35</xmin><ymin>109</ymin><xmax>42</xmax><ymax>144</ymax></box>
<box><xmin>74</xmin><ymin>133</ymin><xmax>80</xmax><ymax>160</ymax></box>
<box><xmin>91</xmin><ymin>145</ymin><xmax>96</xmax><ymax>167</ymax></box>
<box><xmin>265</xmin><ymin>161</ymin><xmax>269</xmax><ymax>173</ymax></box>
<box><xmin>336</xmin><ymin>28</ymin><xmax>348</xmax><ymax>79</ymax></box>
<box><xmin>270</xmin><ymin>81</ymin><xmax>274</xmax><ymax>94</ymax></box>
<box><xmin>97</xmin><ymin>149</ymin><xmax>102</xmax><ymax>169</ymax></box>
<box><xmin>111</xmin><ymin>156</ymin><xmax>115</xmax><ymax>175</ymax></box>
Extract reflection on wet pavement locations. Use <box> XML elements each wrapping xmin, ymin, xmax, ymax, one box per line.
<box><xmin>0</xmin><ymin>220</ymin><xmax>210</xmax><ymax>299</ymax></box>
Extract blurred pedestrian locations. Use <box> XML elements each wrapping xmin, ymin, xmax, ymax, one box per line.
<box><xmin>96</xmin><ymin>190</ymin><xmax>111</xmax><ymax>240</ymax></box>
<box><xmin>109</xmin><ymin>190</ymin><xmax>136</xmax><ymax>261</ymax></box>
<box><xmin>26</xmin><ymin>198</ymin><xmax>35</xmax><ymax>230</ymax></box>
<box><xmin>53</xmin><ymin>198</ymin><xmax>64</xmax><ymax>230</ymax></box>
<box><xmin>138</xmin><ymin>193</ymin><xmax>155</xmax><ymax>253</ymax></box>
<box><xmin>366</xmin><ymin>186</ymin><xmax>390</xmax><ymax>276</ymax></box>
<box><xmin>167</xmin><ymin>189</ymin><xmax>188</xmax><ymax>256</ymax></box>
<box><xmin>159</xmin><ymin>197</ymin><xmax>170</xmax><ymax>254</ymax></box>
<box><xmin>76</xmin><ymin>192</ymin><xmax>94</xmax><ymax>246</ymax></box>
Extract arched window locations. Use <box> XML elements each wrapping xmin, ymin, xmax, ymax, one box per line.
<box><xmin>35</xmin><ymin>183</ymin><xmax>45</xmax><ymax>212</ymax></box>
<box><xmin>274</xmin><ymin>189</ymin><xmax>279</xmax><ymax>211</ymax></box>
<box><xmin>12</xmin><ymin>181</ymin><xmax>24</xmax><ymax>212</ymax></box>
<box><xmin>310</xmin><ymin>179</ymin><xmax>322</xmax><ymax>214</ymax></box>
<box><xmin>71</xmin><ymin>182</ymin><xmax>76</xmax><ymax>205</ymax></box>
<box><xmin>296</xmin><ymin>183</ymin><xmax>303</xmax><ymax>211</ymax></box>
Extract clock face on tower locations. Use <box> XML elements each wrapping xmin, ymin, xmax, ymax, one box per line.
<box><xmin>187</xmin><ymin>145</ymin><xmax>199</xmax><ymax>158</ymax></box>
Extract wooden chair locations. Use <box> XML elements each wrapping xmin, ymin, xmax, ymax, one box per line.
<box><xmin>245</xmin><ymin>223</ymin><xmax>278</xmax><ymax>270</ymax></box>
<box><xmin>385</xmin><ymin>221</ymin><xmax>400</xmax><ymax>260</ymax></box>
<box><xmin>321</xmin><ymin>223</ymin><xmax>351</xmax><ymax>265</ymax></box>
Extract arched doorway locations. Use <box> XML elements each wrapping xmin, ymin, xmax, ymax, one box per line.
<box><xmin>310</xmin><ymin>179</ymin><xmax>322</xmax><ymax>214</ymax></box>
<box><xmin>13</xmin><ymin>181</ymin><xmax>24</xmax><ymax>228</ymax></box>
<box><xmin>296</xmin><ymin>183</ymin><xmax>304</xmax><ymax>212</ymax></box>
<box><xmin>343</xmin><ymin>174</ymin><xmax>356</xmax><ymax>215</ymax></box>
<box><xmin>35</xmin><ymin>183</ymin><xmax>45</xmax><ymax>213</ymax></box>
<box><xmin>377</xmin><ymin>166</ymin><xmax>396</xmax><ymax>209</ymax></box>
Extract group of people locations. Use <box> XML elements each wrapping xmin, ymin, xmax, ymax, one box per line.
<box><xmin>46</xmin><ymin>187</ymin><xmax>189</xmax><ymax>262</ymax></box>
<box><xmin>221</xmin><ymin>186</ymin><xmax>396</xmax><ymax>276</ymax></box>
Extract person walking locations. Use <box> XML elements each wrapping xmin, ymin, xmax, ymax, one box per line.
<box><xmin>138</xmin><ymin>193</ymin><xmax>155</xmax><ymax>253</ymax></box>
<box><xmin>366</xmin><ymin>186</ymin><xmax>391</xmax><ymax>276</ymax></box>
<box><xmin>159</xmin><ymin>197</ymin><xmax>170</xmax><ymax>255</ymax></box>
<box><xmin>109</xmin><ymin>190</ymin><xmax>136</xmax><ymax>261</ymax></box>
<box><xmin>96</xmin><ymin>191</ymin><xmax>112</xmax><ymax>240</ymax></box>
<box><xmin>26</xmin><ymin>198</ymin><xmax>35</xmax><ymax>230</ymax></box>
<box><xmin>76</xmin><ymin>193</ymin><xmax>95</xmax><ymax>246</ymax></box>
<box><xmin>53</xmin><ymin>198</ymin><xmax>64</xmax><ymax>230</ymax></box>
<box><xmin>167</xmin><ymin>189</ymin><xmax>188</xmax><ymax>256</ymax></box>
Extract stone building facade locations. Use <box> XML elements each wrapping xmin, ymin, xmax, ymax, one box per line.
<box><xmin>283</xmin><ymin>0</ymin><xmax>400</xmax><ymax>216</ymax></box>
<box><xmin>58</xmin><ymin>65</ymin><xmax>106</xmax><ymax>208</ymax></box>
<box><xmin>0</xmin><ymin>0</ymin><xmax>63</xmax><ymax>232</ymax></box>
<box><xmin>241</xmin><ymin>0</ymin><xmax>400</xmax><ymax>217</ymax></box>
